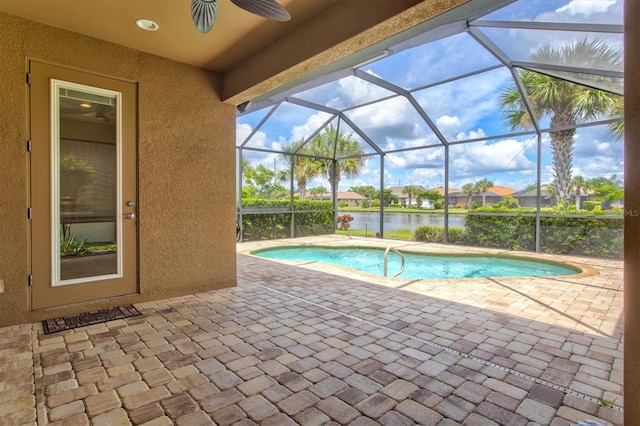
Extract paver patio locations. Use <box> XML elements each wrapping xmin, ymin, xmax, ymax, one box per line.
<box><xmin>0</xmin><ymin>236</ymin><xmax>623</xmax><ymax>425</ymax></box>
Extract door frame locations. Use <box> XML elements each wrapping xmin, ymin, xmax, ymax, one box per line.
<box><xmin>29</xmin><ymin>60</ymin><xmax>139</xmax><ymax>310</ymax></box>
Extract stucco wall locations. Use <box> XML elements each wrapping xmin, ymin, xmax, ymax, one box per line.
<box><xmin>624</xmin><ymin>0</ymin><xmax>640</xmax><ymax>420</ymax></box>
<box><xmin>0</xmin><ymin>12</ymin><xmax>237</xmax><ymax>326</ymax></box>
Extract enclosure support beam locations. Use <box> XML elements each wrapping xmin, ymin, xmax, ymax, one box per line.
<box><xmin>535</xmin><ymin>134</ymin><xmax>542</xmax><ymax>252</ymax></box>
<box><xmin>290</xmin><ymin>155</ymin><xmax>295</xmax><ymax>238</ymax></box>
<box><xmin>237</xmin><ymin>147</ymin><xmax>244</xmax><ymax>242</ymax></box>
<box><xmin>444</xmin><ymin>145</ymin><xmax>449</xmax><ymax>244</ymax></box>
<box><xmin>380</xmin><ymin>155</ymin><xmax>385</xmax><ymax>238</ymax></box>
<box><xmin>332</xmin><ymin>160</ymin><xmax>338</xmax><ymax>232</ymax></box>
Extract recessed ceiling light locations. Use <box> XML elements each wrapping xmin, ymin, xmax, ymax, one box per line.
<box><xmin>136</xmin><ymin>19</ymin><xmax>159</xmax><ymax>31</ymax></box>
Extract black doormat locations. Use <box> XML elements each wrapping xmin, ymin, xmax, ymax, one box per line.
<box><xmin>42</xmin><ymin>304</ymin><xmax>142</xmax><ymax>334</ymax></box>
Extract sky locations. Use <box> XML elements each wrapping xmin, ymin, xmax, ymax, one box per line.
<box><xmin>236</xmin><ymin>0</ymin><xmax>624</xmax><ymax>194</ymax></box>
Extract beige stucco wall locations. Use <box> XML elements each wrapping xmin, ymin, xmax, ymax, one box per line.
<box><xmin>624</xmin><ymin>0</ymin><xmax>640</xmax><ymax>420</ymax></box>
<box><xmin>0</xmin><ymin>12</ymin><xmax>237</xmax><ymax>326</ymax></box>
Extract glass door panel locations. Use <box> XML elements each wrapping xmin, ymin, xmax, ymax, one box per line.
<box><xmin>55</xmin><ymin>82</ymin><xmax>121</xmax><ymax>284</ymax></box>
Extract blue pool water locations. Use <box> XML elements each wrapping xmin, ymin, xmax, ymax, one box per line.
<box><xmin>252</xmin><ymin>246</ymin><xmax>579</xmax><ymax>279</ymax></box>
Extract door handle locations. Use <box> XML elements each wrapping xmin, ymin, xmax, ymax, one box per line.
<box><xmin>124</xmin><ymin>213</ymin><xmax>136</xmax><ymax>220</ymax></box>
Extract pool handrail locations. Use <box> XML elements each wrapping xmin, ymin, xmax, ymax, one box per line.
<box><xmin>384</xmin><ymin>246</ymin><xmax>405</xmax><ymax>278</ymax></box>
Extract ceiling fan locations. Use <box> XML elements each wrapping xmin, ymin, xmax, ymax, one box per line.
<box><xmin>191</xmin><ymin>0</ymin><xmax>291</xmax><ymax>33</ymax></box>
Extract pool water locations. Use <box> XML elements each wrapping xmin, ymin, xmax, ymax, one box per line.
<box><xmin>252</xmin><ymin>246</ymin><xmax>579</xmax><ymax>279</ymax></box>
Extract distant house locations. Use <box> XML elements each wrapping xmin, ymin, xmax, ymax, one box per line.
<box><xmin>610</xmin><ymin>199</ymin><xmax>623</xmax><ymax>209</ymax></box>
<box><xmin>429</xmin><ymin>186</ymin><xmax>461</xmax><ymax>207</ymax></box>
<box><xmin>388</xmin><ymin>186</ymin><xmax>426</xmax><ymax>207</ymax></box>
<box><xmin>512</xmin><ymin>188</ymin><xmax>554</xmax><ymax>208</ymax></box>
<box><xmin>337</xmin><ymin>191</ymin><xmax>366</xmax><ymax>207</ymax></box>
<box><xmin>448</xmin><ymin>185</ymin><xmax>518</xmax><ymax>207</ymax></box>
<box><xmin>310</xmin><ymin>191</ymin><xmax>366</xmax><ymax>207</ymax></box>
<box><xmin>512</xmin><ymin>187</ymin><xmax>597</xmax><ymax>208</ymax></box>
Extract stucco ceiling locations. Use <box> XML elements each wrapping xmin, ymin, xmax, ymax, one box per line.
<box><xmin>0</xmin><ymin>0</ymin><xmax>339</xmax><ymax>73</ymax></box>
<box><xmin>0</xmin><ymin>0</ymin><xmax>481</xmax><ymax>103</ymax></box>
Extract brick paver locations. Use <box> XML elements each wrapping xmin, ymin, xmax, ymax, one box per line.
<box><xmin>0</xmin><ymin>236</ymin><xmax>625</xmax><ymax>425</ymax></box>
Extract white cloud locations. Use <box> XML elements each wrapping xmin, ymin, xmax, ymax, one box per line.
<box><xmin>324</xmin><ymin>76</ymin><xmax>392</xmax><ymax>110</ymax></box>
<box><xmin>406</xmin><ymin>168</ymin><xmax>444</xmax><ymax>188</ymax></box>
<box><xmin>343</xmin><ymin>95</ymin><xmax>442</xmax><ymax>150</ymax></box>
<box><xmin>450</xmin><ymin>138</ymin><xmax>535</xmax><ymax>181</ymax></box>
<box><xmin>436</xmin><ymin>115</ymin><xmax>461</xmax><ymax>135</ymax></box>
<box><xmin>290</xmin><ymin>112</ymin><xmax>330</xmax><ymax>142</ymax></box>
<box><xmin>236</xmin><ymin>122</ymin><xmax>287</xmax><ymax>170</ymax></box>
<box><xmin>455</xmin><ymin>129</ymin><xmax>486</xmax><ymax>141</ymax></box>
<box><xmin>387</xmin><ymin>148</ymin><xmax>444</xmax><ymax>170</ymax></box>
<box><xmin>236</xmin><ymin>122</ymin><xmax>253</xmax><ymax>145</ymax></box>
<box><xmin>556</xmin><ymin>0</ymin><xmax>616</xmax><ymax>16</ymax></box>
<box><xmin>416</xmin><ymin>68</ymin><xmax>513</xmax><ymax>138</ymax></box>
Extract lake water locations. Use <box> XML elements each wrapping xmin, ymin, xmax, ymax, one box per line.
<box><xmin>342</xmin><ymin>211</ymin><xmax>465</xmax><ymax>233</ymax></box>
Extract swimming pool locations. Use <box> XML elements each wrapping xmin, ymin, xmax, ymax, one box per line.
<box><xmin>252</xmin><ymin>246</ymin><xmax>580</xmax><ymax>279</ymax></box>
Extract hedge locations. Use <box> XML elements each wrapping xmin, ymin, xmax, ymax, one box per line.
<box><xmin>240</xmin><ymin>198</ymin><xmax>334</xmax><ymax>241</ymax></box>
<box><xmin>414</xmin><ymin>207</ymin><xmax>623</xmax><ymax>259</ymax></box>
<box><xmin>414</xmin><ymin>226</ymin><xmax>466</xmax><ymax>245</ymax></box>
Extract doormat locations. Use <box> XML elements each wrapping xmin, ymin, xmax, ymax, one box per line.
<box><xmin>42</xmin><ymin>304</ymin><xmax>142</xmax><ymax>334</ymax></box>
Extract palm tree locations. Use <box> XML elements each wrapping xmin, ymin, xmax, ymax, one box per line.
<box><xmin>609</xmin><ymin>96</ymin><xmax>624</xmax><ymax>140</ymax></box>
<box><xmin>308</xmin><ymin>186</ymin><xmax>327</xmax><ymax>200</ymax></box>
<box><xmin>473</xmin><ymin>178</ymin><xmax>494</xmax><ymax>206</ymax></box>
<box><xmin>403</xmin><ymin>185</ymin><xmax>419</xmax><ymax>208</ymax></box>
<box><xmin>461</xmin><ymin>183</ymin><xmax>475</xmax><ymax>208</ymax></box>
<box><xmin>309</xmin><ymin>124</ymin><xmax>365</xmax><ymax>196</ymax></box>
<box><xmin>279</xmin><ymin>139</ymin><xmax>320</xmax><ymax>199</ymax></box>
<box><xmin>571</xmin><ymin>175</ymin><xmax>592</xmax><ymax>211</ymax></box>
<box><xmin>498</xmin><ymin>38</ymin><xmax>622</xmax><ymax>206</ymax></box>
<box><xmin>545</xmin><ymin>182</ymin><xmax>558</xmax><ymax>205</ymax></box>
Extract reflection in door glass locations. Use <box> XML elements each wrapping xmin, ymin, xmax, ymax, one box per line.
<box><xmin>55</xmin><ymin>83</ymin><xmax>120</xmax><ymax>283</ymax></box>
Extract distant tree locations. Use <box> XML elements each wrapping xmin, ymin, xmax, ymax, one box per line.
<box><xmin>350</xmin><ymin>185</ymin><xmax>376</xmax><ymax>207</ymax></box>
<box><xmin>461</xmin><ymin>183</ymin><xmax>475</xmax><ymax>208</ymax></box>
<box><xmin>416</xmin><ymin>189</ymin><xmax>442</xmax><ymax>209</ymax></box>
<box><xmin>588</xmin><ymin>175</ymin><xmax>623</xmax><ymax>209</ymax></box>
<box><xmin>473</xmin><ymin>178</ymin><xmax>494</xmax><ymax>206</ymax></box>
<box><xmin>240</xmin><ymin>186</ymin><xmax>252</xmax><ymax>199</ymax></box>
<box><xmin>524</xmin><ymin>182</ymin><xmax>538</xmax><ymax>192</ymax></box>
<box><xmin>244</xmin><ymin>164</ymin><xmax>288</xmax><ymax>199</ymax></box>
<box><xmin>498</xmin><ymin>38</ymin><xmax>622</xmax><ymax>205</ymax></box>
<box><xmin>545</xmin><ymin>182</ymin><xmax>558</xmax><ymax>205</ymax></box>
<box><xmin>242</xmin><ymin>157</ymin><xmax>254</xmax><ymax>182</ymax></box>
<box><xmin>495</xmin><ymin>195</ymin><xmax>520</xmax><ymax>209</ymax></box>
<box><xmin>374</xmin><ymin>189</ymin><xmax>398</xmax><ymax>207</ymax></box>
<box><xmin>571</xmin><ymin>175</ymin><xmax>592</xmax><ymax>211</ymax></box>
<box><xmin>241</xmin><ymin>158</ymin><xmax>257</xmax><ymax>198</ymax></box>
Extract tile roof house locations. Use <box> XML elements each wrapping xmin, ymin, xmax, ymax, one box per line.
<box><xmin>310</xmin><ymin>191</ymin><xmax>366</xmax><ymax>207</ymax></box>
<box><xmin>448</xmin><ymin>186</ymin><xmax>518</xmax><ymax>208</ymax></box>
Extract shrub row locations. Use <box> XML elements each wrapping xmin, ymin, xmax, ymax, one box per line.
<box><xmin>413</xmin><ymin>226</ymin><xmax>467</xmax><ymax>245</ymax></box>
<box><xmin>414</xmin><ymin>208</ymin><xmax>623</xmax><ymax>259</ymax></box>
<box><xmin>240</xmin><ymin>199</ymin><xmax>334</xmax><ymax>241</ymax></box>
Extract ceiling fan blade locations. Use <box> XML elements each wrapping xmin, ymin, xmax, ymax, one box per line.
<box><xmin>191</xmin><ymin>0</ymin><xmax>219</xmax><ymax>33</ymax></box>
<box><xmin>231</xmin><ymin>0</ymin><xmax>291</xmax><ymax>21</ymax></box>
